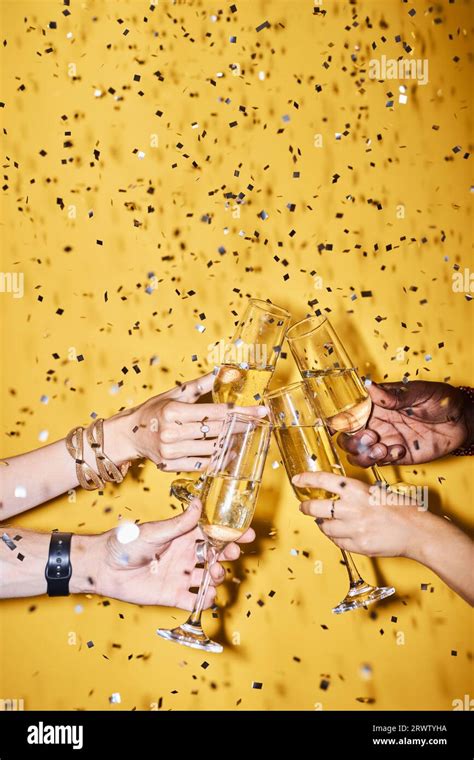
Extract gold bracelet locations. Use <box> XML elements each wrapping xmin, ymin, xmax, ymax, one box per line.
<box><xmin>65</xmin><ymin>426</ymin><xmax>104</xmax><ymax>491</ymax></box>
<box><xmin>86</xmin><ymin>418</ymin><xmax>129</xmax><ymax>484</ymax></box>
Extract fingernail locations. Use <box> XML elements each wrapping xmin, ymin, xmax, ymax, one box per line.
<box><xmin>369</xmin><ymin>445</ymin><xmax>385</xmax><ymax>459</ymax></box>
<box><xmin>360</xmin><ymin>433</ymin><xmax>373</xmax><ymax>445</ymax></box>
<box><xmin>292</xmin><ymin>474</ymin><xmax>302</xmax><ymax>485</ymax></box>
<box><xmin>256</xmin><ymin>406</ymin><xmax>268</xmax><ymax>416</ymax></box>
<box><xmin>391</xmin><ymin>446</ymin><xmax>405</xmax><ymax>460</ymax></box>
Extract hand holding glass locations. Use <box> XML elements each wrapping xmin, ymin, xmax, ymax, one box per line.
<box><xmin>171</xmin><ymin>299</ymin><xmax>289</xmax><ymax>503</ymax></box>
<box><xmin>157</xmin><ymin>412</ymin><xmax>272</xmax><ymax>652</ymax></box>
<box><xmin>286</xmin><ymin>315</ymin><xmax>411</xmax><ymax>493</ymax></box>
<box><xmin>264</xmin><ymin>381</ymin><xmax>395</xmax><ymax>613</ymax></box>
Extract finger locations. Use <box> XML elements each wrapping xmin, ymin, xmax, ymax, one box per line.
<box><xmin>145</xmin><ymin>498</ymin><xmax>202</xmax><ymax>542</ymax></box>
<box><xmin>189</xmin><ymin>564</ymin><xmax>226</xmax><ymax>587</ymax></box>
<box><xmin>209</xmin><ymin>562</ymin><xmax>227</xmax><ymax>584</ymax></box>
<box><xmin>365</xmin><ymin>442</ymin><xmax>405</xmax><ymax>465</ymax></box>
<box><xmin>236</xmin><ymin>527</ymin><xmax>255</xmax><ymax>544</ymax></box>
<box><xmin>160</xmin><ymin>420</ymin><xmax>225</xmax><ymax>443</ymax></box>
<box><xmin>220</xmin><ymin>543</ymin><xmax>241</xmax><ymax>561</ymax></box>
<box><xmin>181</xmin><ymin>585</ymin><xmax>217</xmax><ymax>611</ymax></box>
<box><xmin>202</xmin><ymin>586</ymin><xmax>217</xmax><ymax>609</ymax></box>
<box><xmin>189</xmin><ymin>567</ymin><xmax>205</xmax><ymax>587</ymax></box>
<box><xmin>383</xmin><ymin>444</ymin><xmax>407</xmax><ymax>463</ymax></box>
<box><xmin>159</xmin><ymin>439</ymin><xmax>218</xmax><ymax>458</ymax></box>
<box><xmin>317</xmin><ymin>519</ymin><xmax>352</xmax><ymax>539</ymax></box>
<box><xmin>299</xmin><ymin>498</ymin><xmax>344</xmax><ymax>519</ymax></box>
<box><xmin>162</xmin><ymin>400</ymin><xmax>268</xmax><ymax>424</ymax></box>
<box><xmin>346</xmin><ymin>443</ymin><xmax>389</xmax><ymax>468</ymax></box>
<box><xmin>337</xmin><ymin>428</ymin><xmax>379</xmax><ymax>454</ymax></box>
<box><xmin>369</xmin><ymin>381</ymin><xmax>422</xmax><ymax>412</ymax></box>
<box><xmin>171</xmin><ymin>373</ymin><xmax>216</xmax><ymax>402</ymax></box>
<box><xmin>329</xmin><ymin>538</ymin><xmax>360</xmax><ymax>553</ymax></box>
<box><xmin>160</xmin><ymin>456</ymin><xmax>211</xmax><ymax>473</ymax></box>
<box><xmin>292</xmin><ymin>471</ymin><xmax>361</xmax><ymax>496</ymax></box>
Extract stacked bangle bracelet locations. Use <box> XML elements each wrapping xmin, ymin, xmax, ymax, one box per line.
<box><xmin>66</xmin><ymin>419</ymin><xmax>130</xmax><ymax>490</ymax></box>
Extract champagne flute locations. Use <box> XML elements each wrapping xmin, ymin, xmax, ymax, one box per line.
<box><xmin>286</xmin><ymin>315</ymin><xmax>410</xmax><ymax>494</ymax></box>
<box><xmin>264</xmin><ymin>381</ymin><xmax>395</xmax><ymax>613</ymax></box>
<box><xmin>170</xmin><ymin>299</ymin><xmax>290</xmax><ymax>503</ymax></box>
<box><xmin>157</xmin><ymin>412</ymin><xmax>272</xmax><ymax>652</ymax></box>
<box><xmin>306</xmin><ymin>368</ymin><xmax>373</xmax><ymax>433</ymax></box>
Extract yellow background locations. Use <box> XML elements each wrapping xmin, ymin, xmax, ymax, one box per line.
<box><xmin>1</xmin><ymin>0</ymin><xmax>473</xmax><ymax>710</ymax></box>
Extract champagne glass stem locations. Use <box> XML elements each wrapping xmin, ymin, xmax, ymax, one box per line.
<box><xmin>370</xmin><ymin>463</ymin><xmax>389</xmax><ymax>486</ymax></box>
<box><xmin>340</xmin><ymin>549</ymin><xmax>364</xmax><ymax>587</ymax></box>
<box><xmin>186</xmin><ymin>544</ymin><xmax>219</xmax><ymax>627</ymax></box>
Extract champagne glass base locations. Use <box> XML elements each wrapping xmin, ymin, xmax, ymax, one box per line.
<box><xmin>156</xmin><ymin>623</ymin><xmax>223</xmax><ymax>654</ymax></box>
<box><xmin>332</xmin><ymin>582</ymin><xmax>396</xmax><ymax>615</ymax></box>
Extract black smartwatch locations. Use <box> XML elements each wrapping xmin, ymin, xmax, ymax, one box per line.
<box><xmin>45</xmin><ymin>532</ymin><xmax>73</xmax><ymax>596</ymax></box>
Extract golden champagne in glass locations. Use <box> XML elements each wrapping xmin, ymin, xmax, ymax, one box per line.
<box><xmin>265</xmin><ymin>381</ymin><xmax>395</xmax><ymax>614</ymax></box>
<box><xmin>158</xmin><ymin>413</ymin><xmax>272</xmax><ymax>651</ymax></box>
<box><xmin>287</xmin><ymin>315</ymin><xmax>412</xmax><ymax>493</ymax></box>
<box><xmin>170</xmin><ymin>299</ymin><xmax>290</xmax><ymax>503</ymax></box>
<box><xmin>213</xmin><ymin>364</ymin><xmax>273</xmax><ymax>405</ymax></box>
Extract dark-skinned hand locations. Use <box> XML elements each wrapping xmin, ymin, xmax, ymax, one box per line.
<box><xmin>338</xmin><ymin>381</ymin><xmax>473</xmax><ymax>467</ymax></box>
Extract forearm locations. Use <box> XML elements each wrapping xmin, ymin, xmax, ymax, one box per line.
<box><xmin>407</xmin><ymin>511</ymin><xmax>474</xmax><ymax>605</ymax></box>
<box><xmin>0</xmin><ymin>528</ymin><xmax>100</xmax><ymax>598</ymax></box>
<box><xmin>0</xmin><ymin>412</ymin><xmax>137</xmax><ymax>518</ymax></box>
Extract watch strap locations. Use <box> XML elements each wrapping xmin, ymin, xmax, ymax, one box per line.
<box><xmin>45</xmin><ymin>532</ymin><xmax>73</xmax><ymax>596</ymax></box>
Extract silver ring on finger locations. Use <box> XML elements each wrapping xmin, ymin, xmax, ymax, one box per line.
<box><xmin>200</xmin><ymin>420</ymin><xmax>210</xmax><ymax>440</ymax></box>
<box><xmin>195</xmin><ymin>541</ymin><xmax>207</xmax><ymax>563</ymax></box>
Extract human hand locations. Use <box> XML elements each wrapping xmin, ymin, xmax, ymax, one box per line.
<box><xmin>71</xmin><ymin>499</ymin><xmax>255</xmax><ymax>609</ymax></box>
<box><xmin>337</xmin><ymin>381</ymin><xmax>472</xmax><ymax>466</ymax></box>
<box><xmin>292</xmin><ymin>471</ymin><xmax>422</xmax><ymax>558</ymax></box>
<box><xmin>106</xmin><ymin>372</ymin><xmax>267</xmax><ymax>472</ymax></box>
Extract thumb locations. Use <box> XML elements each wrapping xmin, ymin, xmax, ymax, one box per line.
<box><xmin>173</xmin><ymin>373</ymin><xmax>215</xmax><ymax>403</ymax></box>
<box><xmin>369</xmin><ymin>382</ymin><xmax>416</xmax><ymax>411</ymax></box>
<box><xmin>153</xmin><ymin>498</ymin><xmax>202</xmax><ymax>542</ymax></box>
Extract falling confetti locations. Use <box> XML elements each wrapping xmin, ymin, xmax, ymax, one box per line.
<box><xmin>0</xmin><ymin>0</ymin><xmax>471</xmax><ymax>716</ymax></box>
